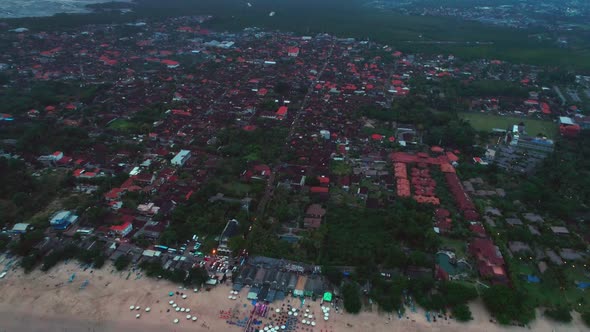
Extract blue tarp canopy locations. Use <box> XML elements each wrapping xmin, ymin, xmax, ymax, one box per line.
<box><xmin>526</xmin><ymin>275</ymin><xmax>540</xmax><ymax>283</ymax></box>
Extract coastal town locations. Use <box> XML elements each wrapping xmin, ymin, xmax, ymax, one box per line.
<box><xmin>0</xmin><ymin>5</ymin><xmax>589</xmax><ymax>332</ymax></box>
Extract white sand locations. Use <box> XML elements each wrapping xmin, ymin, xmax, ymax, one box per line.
<box><xmin>0</xmin><ymin>263</ymin><xmax>586</xmax><ymax>332</ymax></box>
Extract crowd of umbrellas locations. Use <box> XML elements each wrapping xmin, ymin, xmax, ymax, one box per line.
<box><xmin>241</xmin><ymin>301</ymin><xmax>333</xmax><ymax>332</ymax></box>
<box><xmin>128</xmin><ymin>289</ymin><xmax>199</xmax><ymax>325</ymax></box>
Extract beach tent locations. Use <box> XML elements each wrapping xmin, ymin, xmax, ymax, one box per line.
<box><xmin>323</xmin><ymin>292</ymin><xmax>332</xmax><ymax>302</ymax></box>
<box><xmin>247</xmin><ymin>287</ymin><xmax>260</xmax><ymax>300</ymax></box>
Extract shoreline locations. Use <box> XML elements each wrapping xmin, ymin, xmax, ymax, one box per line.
<box><xmin>0</xmin><ymin>263</ymin><xmax>586</xmax><ymax>332</ymax></box>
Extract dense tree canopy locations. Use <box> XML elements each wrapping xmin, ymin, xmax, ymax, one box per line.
<box><xmin>482</xmin><ymin>285</ymin><xmax>535</xmax><ymax>325</ymax></box>
<box><xmin>452</xmin><ymin>304</ymin><xmax>473</xmax><ymax>322</ymax></box>
<box><xmin>516</xmin><ymin>131</ymin><xmax>590</xmax><ymax>219</ymax></box>
<box><xmin>322</xmin><ymin>202</ymin><xmax>440</xmax><ymax>267</ymax></box>
<box><xmin>114</xmin><ymin>255</ymin><xmax>131</xmax><ymax>271</ymax></box>
<box><xmin>544</xmin><ymin>307</ymin><xmax>572</xmax><ymax>323</ymax></box>
<box><xmin>342</xmin><ymin>282</ymin><xmax>362</xmax><ymax>314</ymax></box>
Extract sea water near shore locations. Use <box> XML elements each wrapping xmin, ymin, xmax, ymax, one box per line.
<box><xmin>0</xmin><ymin>262</ymin><xmax>587</xmax><ymax>332</ymax></box>
<box><xmin>0</xmin><ymin>0</ymin><xmax>124</xmax><ymax>19</ymax></box>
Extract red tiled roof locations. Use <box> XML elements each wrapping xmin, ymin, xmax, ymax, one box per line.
<box><xmin>371</xmin><ymin>134</ymin><xmax>383</xmax><ymax>141</ymax></box>
<box><xmin>446</xmin><ymin>152</ymin><xmax>459</xmax><ymax>162</ymax></box>
<box><xmin>431</xmin><ymin>146</ymin><xmax>444</xmax><ymax>153</ymax></box>
<box><xmin>469</xmin><ymin>223</ymin><xmax>487</xmax><ymax>236</ymax></box>
<box><xmin>310</xmin><ymin>186</ymin><xmax>329</xmax><ymax>194</ymax></box>
<box><xmin>110</xmin><ymin>221</ymin><xmax>132</xmax><ymax>232</ymax></box>
<box><xmin>318</xmin><ymin>176</ymin><xmax>330</xmax><ymax>185</ymax></box>
<box><xmin>161</xmin><ymin>59</ymin><xmax>179</xmax><ymax>66</ymax></box>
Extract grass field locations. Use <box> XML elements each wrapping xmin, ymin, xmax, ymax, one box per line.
<box><xmin>107</xmin><ymin>119</ymin><xmax>136</xmax><ymax>132</ymax></box>
<box><xmin>439</xmin><ymin>237</ymin><xmax>468</xmax><ymax>258</ymax></box>
<box><xmin>459</xmin><ymin>112</ymin><xmax>558</xmax><ymax>139</ymax></box>
<box><xmin>513</xmin><ymin>261</ymin><xmax>590</xmax><ymax>312</ymax></box>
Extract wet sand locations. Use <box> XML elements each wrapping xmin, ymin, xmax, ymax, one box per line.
<box><xmin>0</xmin><ymin>263</ymin><xmax>587</xmax><ymax>332</ymax></box>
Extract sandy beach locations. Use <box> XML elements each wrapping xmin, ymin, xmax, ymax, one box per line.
<box><xmin>0</xmin><ymin>262</ymin><xmax>587</xmax><ymax>332</ymax></box>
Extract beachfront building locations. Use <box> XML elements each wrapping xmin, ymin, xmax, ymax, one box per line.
<box><xmin>171</xmin><ymin>150</ymin><xmax>191</xmax><ymax>167</ymax></box>
<box><xmin>49</xmin><ymin>210</ymin><xmax>79</xmax><ymax>230</ymax></box>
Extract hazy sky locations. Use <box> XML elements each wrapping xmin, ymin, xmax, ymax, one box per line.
<box><xmin>0</xmin><ymin>0</ymin><xmax>121</xmax><ymax>18</ymax></box>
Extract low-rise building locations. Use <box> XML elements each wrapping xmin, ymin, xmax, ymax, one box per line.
<box><xmin>10</xmin><ymin>223</ymin><xmax>31</xmax><ymax>234</ymax></box>
<box><xmin>171</xmin><ymin>150</ymin><xmax>191</xmax><ymax>167</ymax></box>
<box><xmin>49</xmin><ymin>210</ymin><xmax>79</xmax><ymax>230</ymax></box>
<box><xmin>110</xmin><ymin>221</ymin><xmax>133</xmax><ymax>237</ymax></box>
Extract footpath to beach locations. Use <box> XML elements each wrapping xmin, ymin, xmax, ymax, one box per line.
<box><xmin>0</xmin><ymin>263</ymin><xmax>586</xmax><ymax>332</ymax></box>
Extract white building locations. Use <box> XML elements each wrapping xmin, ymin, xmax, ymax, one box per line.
<box><xmin>171</xmin><ymin>150</ymin><xmax>191</xmax><ymax>167</ymax></box>
<box><xmin>10</xmin><ymin>223</ymin><xmax>31</xmax><ymax>234</ymax></box>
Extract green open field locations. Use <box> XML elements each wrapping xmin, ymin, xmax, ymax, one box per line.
<box><xmin>512</xmin><ymin>261</ymin><xmax>590</xmax><ymax>312</ymax></box>
<box><xmin>459</xmin><ymin>112</ymin><xmax>558</xmax><ymax>139</ymax></box>
<box><xmin>107</xmin><ymin>119</ymin><xmax>136</xmax><ymax>132</ymax></box>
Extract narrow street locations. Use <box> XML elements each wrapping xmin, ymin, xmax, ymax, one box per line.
<box><xmin>255</xmin><ymin>40</ymin><xmax>335</xmax><ymax>217</ymax></box>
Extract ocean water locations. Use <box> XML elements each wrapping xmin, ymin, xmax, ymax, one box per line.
<box><xmin>0</xmin><ymin>0</ymin><xmax>123</xmax><ymax>18</ymax></box>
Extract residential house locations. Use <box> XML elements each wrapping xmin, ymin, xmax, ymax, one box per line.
<box><xmin>110</xmin><ymin>221</ymin><xmax>133</xmax><ymax>237</ymax></box>
<box><xmin>550</xmin><ymin>226</ymin><xmax>570</xmax><ymax>235</ymax></box>
<box><xmin>303</xmin><ymin>204</ymin><xmax>326</xmax><ymax>229</ymax></box>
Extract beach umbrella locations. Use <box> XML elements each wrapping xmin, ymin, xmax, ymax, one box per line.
<box><xmin>294</xmin><ymin>312</ymin><xmax>298</xmax><ymax>317</ymax></box>
<box><xmin>281</xmin><ymin>326</ymin><xmax>286</xmax><ymax>330</ymax></box>
<box><xmin>228</xmin><ymin>295</ymin><xmax>233</xmax><ymax>299</ymax></box>
<box><xmin>175</xmin><ymin>307</ymin><xmax>180</xmax><ymax>312</ymax></box>
<box><xmin>186</xmin><ymin>308</ymin><xmax>190</xmax><ymax>313</ymax></box>
<box><xmin>136</xmin><ymin>314</ymin><xmax>141</xmax><ymax>319</ymax></box>
<box><xmin>305</xmin><ymin>309</ymin><xmax>309</xmax><ymax>313</ymax></box>
<box><xmin>288</xmin><ymin>312</ymin><xmax>292</xmax><ymax>316</ymax></box>
<box><xmin>264</xmin><ymin>327</ymin><xmax>269</xmax><ymax>331</ymax></box>
<box><xmin>135</xmin><ymin>306</ymin><xmax>140</xmax><ymax>311</ymax></box>
<box><xmin>169</xmin><ymin>300</ymin><xmax>174</xmax><ymax>305</ymax></box>
<box><xmin>308</xmin><ymin>315</ymin><xmax>313</xmax><ymax>320</ymax></box>
<box><xmin>194</xmin><ymin>288</ymin><xmax>198</xmax><ymax>293</ymax></box>
<box><xmin>173</xmin><ymin>318</ymin><xmax>179</xmax><ymax>324</ymax></box>
<box><xmin>275</xmin><ymin>308</ymin><xmax>281</xmax><ymax>313</ymax></box>
<box><xmin>302</xmin><ymin>320</ymin><xmax>306</xmax><ymax>324</ymax></box>
<box><xmin>186</xmin><ymin>314</ymin><xmax>192</xmax><ymax>320</ymax></box>
<box><xmin>129</xmin><ymin>305</ymin><xmax>135</xmax><ymax>310</ymax></box>
<box><xmin>311</xmin><ymin>322</ymin><xmax>316</xmax><ymax>326</ymax></box>
<box><xmin>182</xmin><ymin>295</ymin><xmax>187</xmax><ymax>299</ymax></box>
<box><xmin>192</xmin><ymin>316</ymin><xmax>197</xmax><ymax>321</ymax></box>
<box><xmin>172</xmin><ymin>303</ymin><xmax>178</xmax><ymax>308</ymax></box>
<box><xmin>169</xmin><ymin>292</ymin><xmax>174</xmax><ymax>296</ymax></box>
<box><xmin>324</xmin><ymin>317</ymin><xmax>329</xmax><ymax>321</ymax></box>
<box><xmin>181</xmin><ymin>308</ymin><xmax>186</xmax><ymax>312</ymax></box>
<box><xmin>145</xmin><ymin>307</ymin><xmax>151</xmax><ymax>312</ymax></box>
